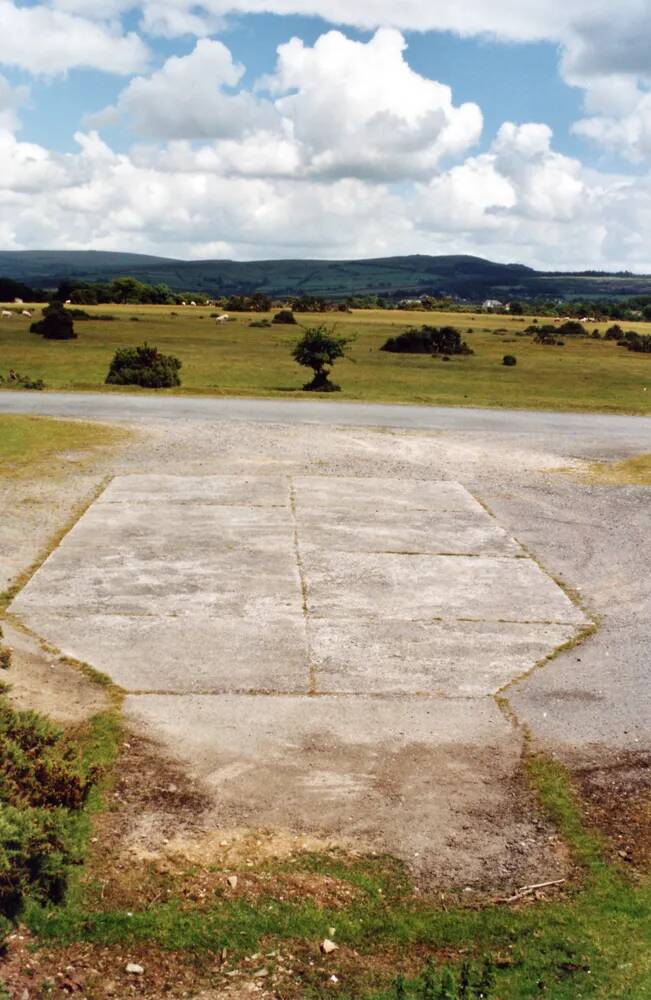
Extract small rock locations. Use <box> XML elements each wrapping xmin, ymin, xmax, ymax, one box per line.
<box><xmin>321</xmin><ymin>939</ymin><xmax>338</xmax><ymax>955</ymax></box>
<box><xmin>227</xmin><ymin>875</ymin><xmax>238</xmax><ymax>889</ymax></box>
<box><xmin>328</xmin><ymin>927</ymin><xmax>336</xmax><ymax>937</ymax></box>
<box><xmin>253</xmin><ymin>968</ymin><xmax>269</xmax><ymax>977</ymax></box>
<box><xmin>125</xmin><ymin>963</ymin><xmax>144</xmax><ymax>975</ymax></box>
<box><xmin>330</xmin><ymin>974</ymin><xmax>339</xmax><ymax>983</ymax></box>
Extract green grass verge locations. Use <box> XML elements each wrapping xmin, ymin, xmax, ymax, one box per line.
<box><xmin>1</xmin><ymin>305</ymin><xmax>650</xmax><ymax>413</ymax></box>
<box><xmin>0</xmin><ymin>413</ymin><xmax>126</xmax><ymax>479</ymax></box>
<box><xmin>18</xmin><ymin>751</ymin><xmax>651</xmax><ymax>999</ymax></box>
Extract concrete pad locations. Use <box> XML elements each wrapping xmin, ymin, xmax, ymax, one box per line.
<box><xmin>293</xmin><ymin>476</ymin><xmax>484</xmax><ymax>513</ymax></box>
<box><xmin>11</xmin><ymin>471</ymin><xmax>590</xmax><ymax>873</ymax></box>
<box><xmin>98</xmin><ymin>474</ymin><xmax>290</xmax><ymax>506</ymax></box>
<box><xmin>302</xmin><ymin>551</ymin><xmax>587</xmax><ymax>624</ymax></box>
<box><xmin>297</xmin><ymin>508</ymin><xmax>522</xmax><ymax>556</ymax></box>
<box><xmin>124</xmin><ymin>692</ymin><xmax>519</xmax><ymax>870</ymax></box>
<box><xmin>309</xmin><ymin>619</ymin><xmax>578</xmax><ymax>695</ymax></box>
<box><xmin>13</xmin><ymin>612</ymin><xmax>309</xmax><ymax>693</ymax></box>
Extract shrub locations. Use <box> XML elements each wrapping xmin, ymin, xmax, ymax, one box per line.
<box><xmin>0</xmin><ymin>638</ymin><xmax>102</xmax><ymax>919</ymax></box>
<box><xmin>605</xmin><ymin>324</ymin><xmax>624</xmax><ymax>341</ymax></box>
<box><xmin>30</xmin><ymin>302</ymin><xmax>77</xmax><ymax>340</ymax></box>
<box><xmin>381</xmin><ymin>326</ymin><xmax>473</xmax><ymax>356</ymax></box>
<box><xmin>619</xmin><ymin>331</ymin><xmax>651</xmax><ymax>353</ymax></box>
<box><xmin>249</xmin><ymin>319</ymin><xmax>272</xmax><ymax>328</ymax></box>
<box><xmin>273</xmin><ymin>310</ymin><xmax>297</xmax><ymax>325</ymax></box>
<box><xmin>292</xmin><ymin>325</ymin><xmax>352</xmax><ymax>391</ymax></box>
<box><xmin>502</xmin><ymin>354</ymin><xmax>517</xmax><ymax>366</ymax></box>
<box><xmin>557</xmin><ymin>320</ymin><xmax>587</xmax><ymax>336</ymax></box>
<box><xmin>105</xmin><ymin>343</ymin><xmax>181</xmax><ymax>388</ymax></box>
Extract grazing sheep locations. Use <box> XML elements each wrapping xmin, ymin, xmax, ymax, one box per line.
<box><xmin>21</xmin><ymin>310</ymin><xmax>32</xmax><ymax>317</ymax></box>
<box><xmin>215</xmin><ymin>313</ymin><xmax>229</xmax><ymax>322</ymax></box>
<box><xmin>1</xmin><ymin>310</ymin><xmax>12</xmax><ymax>318</ymax></box>
<box><xmin>190</xmin><ymin>301</ymin><xmax>197</xmax><ymax>307</ymax></box>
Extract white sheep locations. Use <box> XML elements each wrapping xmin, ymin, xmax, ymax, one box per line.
<box><xmin>1</xmin><ymin>310</ymin><xmax>12</xmax><ymax>318</ymax></box>
<box><xmin>215</xmin><ymin>314</ymin><xmax>229</xmax><ymax>322</ymax></box>
<box><xmin>21</xmin><ymin>310</ymin><xmax>32</xmax><ymax>317</ymax></box>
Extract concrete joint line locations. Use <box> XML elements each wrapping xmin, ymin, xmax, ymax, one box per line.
<box><xmin>288</xmin><ymin>476</ymin><xmax>316</xmax><ymax>694</ymax></box>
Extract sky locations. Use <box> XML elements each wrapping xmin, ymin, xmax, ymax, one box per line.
<box><xmin>1</xmin><ymin>0</ymin><xmax>650</xmax><ymax>270</ymax></box>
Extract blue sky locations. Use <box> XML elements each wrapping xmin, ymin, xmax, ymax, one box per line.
<box><xmin>0</xmin><ymin>0</ymin><xmax>649</xmax><ymax>268</ymax></box>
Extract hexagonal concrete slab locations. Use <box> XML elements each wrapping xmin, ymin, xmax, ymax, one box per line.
<box><xmin>9</xmin><ymin>475</ymin><xmax>590</xmax><ymax>872</ymax></box>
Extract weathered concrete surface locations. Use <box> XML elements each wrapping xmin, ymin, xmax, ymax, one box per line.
<box><xmin>124</xmin><ymin>692</ymin><xmax>526</xmax><ymax>880</ymax></box>
<box><xmin>309</xmin><ymin>619</ymin><xmax>577</xmax><ymax>695</ymax></box>
<box><xmin>10</xmin><ymin>473</ymin><xmax>589</xmax><ymax>875</ymax></box>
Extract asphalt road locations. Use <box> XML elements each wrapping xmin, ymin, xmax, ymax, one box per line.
<box><xmin>2</xmin><ymin>390</ymin><xmax>651</xmax><ymax>444</ymax></box>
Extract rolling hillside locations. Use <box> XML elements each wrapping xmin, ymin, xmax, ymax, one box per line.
<box><xmin>1</xmin><ymin>250</ymin><xmax>651</xmax><ymax>300</ymax></box>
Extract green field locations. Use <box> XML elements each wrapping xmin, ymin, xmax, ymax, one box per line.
<box><xmin>1</xmin><ymin>304</ymin><xmax>650</xmax><ymax>413</ymax></box>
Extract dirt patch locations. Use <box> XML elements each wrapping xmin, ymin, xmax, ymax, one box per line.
<box><xmin>0</xmin><ymin>928</ymin><xmax>282</xmax><ymax>999</ymax></box>
<box><xmin>81</xmin><ymin>730</ymin><xmax>361</xmax><ymax>914</ymax></box>
<box><xmin>1</xmin><ymin>621</ymin><xmax>109</xmax><ymax>724</ymax></box>
<box><xmin>572</xmin><ymin>749</ymin><xmax>651</xmax><ymax>872</ymax></box>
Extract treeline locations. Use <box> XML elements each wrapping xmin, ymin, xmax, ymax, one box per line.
<box><xmin>0</xmin><ymin>277</ymin><xmax>48</xmax><ymax>302</ymax></box>
<box><xmin>4</xmin><ymin>271</ymin><xmax>651</xmax><ymax>322</ymax></box>
<box><xmin>55</xmin><ymin>276</ymin><xmax>206</xmax><ymax>305</ymax></box>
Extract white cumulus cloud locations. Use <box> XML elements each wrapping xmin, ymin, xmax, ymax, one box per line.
<box><xmin>91</xmin><ymin>39</ymin><xmax>275</xmax><ymax>139</ymax></box>
<box><xmin>0</xmin><ymin>0</ymin><xmax>148</xmax><ymax>75</ymax></box>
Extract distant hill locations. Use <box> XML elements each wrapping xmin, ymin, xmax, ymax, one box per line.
<box><xmin>2</xmin><ymin>250</ymin><xmax>651</xmax><ymax>300</ymax></box>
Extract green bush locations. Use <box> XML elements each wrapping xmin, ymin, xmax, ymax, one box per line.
<box><xmin>0</xmin><ymin>623</ymin><xmax>101</xmax><ymax>919</ymax></box>
<box><xmin>381</xmin><ymin>326</ymin><xmax>473</xmax><ymax>356</ymax></box>
<box><xmin>30</xmin><ymin>302</ymin><xmax>77</xmax><ymax>340</ymax></box>
<box><xmin>273</xmin><ymin>310</ymin><xmax>297</xmax><ymax>325</ymax></box>
<box><xmin>502</xmin><ymin>354</ymin><xmax>517</xmax><ymax>366</ymax></box>
<box><xmin>105</xmin><ymin>343</ymin><xmax>181</xmax><ymax>388</ymax></box>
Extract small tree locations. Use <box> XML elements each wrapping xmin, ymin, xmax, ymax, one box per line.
<box><xmin>30</xmin><ymin>302</ymin><xmax>77</xmax><ymax>340</ymax></box>
<box><xmin>105</xmin><ymin>343</ymin><xmax>181</xmax><ymax>388</ymax></box>
<box><xmin>292</xmin><ymin>325</ymin><xmax>352</xmax><ymax>392</ymax></box>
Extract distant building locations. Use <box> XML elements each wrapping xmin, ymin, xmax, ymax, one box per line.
<box><xmin>482</xmin><ymin>299</ymin><xmax>503</xmax><ymax>311</ymax></box>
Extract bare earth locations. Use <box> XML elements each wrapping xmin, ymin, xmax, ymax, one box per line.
<box><xmin>2</xmin><ymin>405</ymin><xmax>650</xmax><ymax>892</ymax></box>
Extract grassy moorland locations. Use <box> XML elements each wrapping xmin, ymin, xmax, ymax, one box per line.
<box><xmin>0</xmin><ymin>304</ymin><xmax>650</xmax><ymax>413</ymax></box>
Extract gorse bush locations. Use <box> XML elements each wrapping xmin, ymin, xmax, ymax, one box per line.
<box><xmin>105</xmin><ymin>343</ymin><xmax>182</xmax><ymax>388</ymax></box>
<box><xmin>0</xmin><ymin>700</ymin><xmax>100</xmax><ymax>919</ymax></box>
<box><xmin>0</xmin><ymin>625</ymin><xmax>103</xmax><ymax>919</ymax></box>
<box><xmin>618</xmin><ymin>330</ymin><xmax>651</xmax><ymax>353</ymax></box>
<box><xmin>502</xmin><ymin>354</ymin><xmax>517</xmax><ymax>366</ymax></box>
<box><xmin>30</xmin><ymin>302</ymin><xmax>77</xmax><ymax>341</ymax></box>
<box><xmin>273</xmin><ymin>309</ymin><xmax>297</xmax><ymax>325</ymax></box>
<box><xmin>381</xmin><ymin>326</ymin><xmax>473</xmax><ymax>356</ymax></box>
